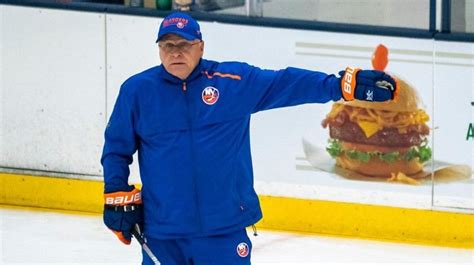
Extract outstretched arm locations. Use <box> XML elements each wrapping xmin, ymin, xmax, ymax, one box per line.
<box><xmin>240</xmin><ymin>64</ymin><xmax>398</xmax><ymax>113</ymax></box>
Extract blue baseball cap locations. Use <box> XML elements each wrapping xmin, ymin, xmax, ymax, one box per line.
<box><xmin>156</xmin><ymin>12</ymin><xmax>202</xmax><ymax>42</ymax></box>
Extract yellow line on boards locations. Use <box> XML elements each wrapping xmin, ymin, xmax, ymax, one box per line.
<box><xmin>1</xmin><ymin>173</ymin><xmax>104</xmax><ymax>213</ymax></box>
<box><xmin>1</xmin><ymin>173</ymin><xmax>472</xmax><ymax>248</ymax></box>
<box><xmin>258</xmin><ymin>196</ymin><xmax>473</xmax><ymax>249</ymax></box>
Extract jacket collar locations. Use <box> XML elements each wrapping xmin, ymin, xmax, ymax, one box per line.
<box><xmin>159</xmin><ymin>59</ymin><xmax>204</xmax><ymax>84</ymax></box>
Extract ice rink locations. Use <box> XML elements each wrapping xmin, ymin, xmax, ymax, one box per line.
<box><xmin>0</xmin><ymin>206</ymin><xmax>472</xmax><ymax>265</ymax></box>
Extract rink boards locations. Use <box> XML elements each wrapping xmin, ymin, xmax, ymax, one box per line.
<box><xmin>1</xmin><ymin>172</ymin><xmax>473</xmax><ymax>248</ymax></box>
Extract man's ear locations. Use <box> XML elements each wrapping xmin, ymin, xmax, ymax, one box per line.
<box><xmin>199</xmin><ymin>41</ymin><xmax>205</xmax><ymax>56</ymax></box>
<box><xmin>200</xmin><ymin>41</ymin><xmax>205</xmax><ymax>52</ymax></box>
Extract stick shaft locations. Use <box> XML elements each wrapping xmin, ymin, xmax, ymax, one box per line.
<box><xmin>142</xmin><ymin>243</ymin><xmax>160</xmax><ymax>264</ymax></box>
<box><xmin>132</xmin><ymin>225</ymin><xmax>160</xmax><ymax>265</ymax></box>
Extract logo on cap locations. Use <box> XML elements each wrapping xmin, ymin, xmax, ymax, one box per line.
<box><xmin>163</xmin><ymin>17</ymin><xmax>189</xmax><ymax>28</ymax></box>
<box><xmin>236</xmin><ymin>242</ymin><xmax>249</xmax><ymax>258</ymax></box>
<box><xmin>157</xmin><ymin>12</ymin><xmax>202</xmax><ymax>42</ymax></box>
<box><xmin>202</xmin><ymin>87</ymin><xmax>219</xmax><ymax>105</ymax></box>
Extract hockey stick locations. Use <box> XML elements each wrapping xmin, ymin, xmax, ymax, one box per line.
<box><xmin>132</xmin><ymin>224</ymin><xmax>161</xmax><ymax>265</ymax></box>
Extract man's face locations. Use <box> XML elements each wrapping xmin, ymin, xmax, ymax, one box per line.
<box><xmin>159</xmin><ymin>34</ymin><xmax>204</xmax><ymax>80</ymax></box>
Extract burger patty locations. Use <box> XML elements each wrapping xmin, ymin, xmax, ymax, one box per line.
<box><xmin>328</xmin><ymin>121</ymin><xmax>427</xmax><ymax>147</ymax></box>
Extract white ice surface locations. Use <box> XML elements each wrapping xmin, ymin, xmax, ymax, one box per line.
<box><xmin>0</xmin><ymin>207</ymin><xmax>472</xmax><ymax>265</ymax></box>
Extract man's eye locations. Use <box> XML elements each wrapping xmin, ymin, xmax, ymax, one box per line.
<box><xmin>174</xmin><ymin>42</ymin><xmax>188</xmax><ymax>49</ymax></box>
<box><xmin>164</xmin><ymin>43</ymin><xmax>175</xmax><ymax>49</ymax></box>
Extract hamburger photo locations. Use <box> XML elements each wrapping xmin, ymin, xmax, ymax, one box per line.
<box><xmin>321</xmin><ymin>78</ymin><xmax>432</xmax><ymax>178</ymax></box>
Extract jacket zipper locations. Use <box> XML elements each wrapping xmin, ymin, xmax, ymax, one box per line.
<box><xmin>182</xmin><ymin>81</ymin><xmax>203</xmax><ymax>233</ymax></box>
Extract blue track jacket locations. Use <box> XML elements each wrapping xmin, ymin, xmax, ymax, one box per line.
<box><xmin>101</xmin><ymin>59</ymin><xmax>342</xmax><ymax>239</ymax></box>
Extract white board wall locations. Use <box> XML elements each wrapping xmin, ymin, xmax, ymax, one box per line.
<box><xmin>0</xmin><ymin>6</ymin><xmax>106</xmax><ymax>175</ymax></box>
<box><xmin>0</xmin><ymin>5</ymin><xmax>4</xmax><ymax>164</ymax></box>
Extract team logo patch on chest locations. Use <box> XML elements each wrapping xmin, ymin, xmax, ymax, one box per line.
<box><xmin>202</xmin><ymin>86</ymin><xmax>219</xmax><ymax>105</ymax></box>
<box><xmin>236</xmin><ymin>242</ymin><xmax>249</xmax><ymax>258</ymax></box>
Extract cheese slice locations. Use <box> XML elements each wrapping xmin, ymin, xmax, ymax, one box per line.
<box><xmin>357</xmin><ymin>121</ymin><xmax>381</xmax><ymax>138</ymax></box>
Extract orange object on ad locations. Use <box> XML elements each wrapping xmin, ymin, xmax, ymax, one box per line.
<box><xmin>372</xmin><ymin>44</ymin><xmax>388</xmax><ymax>71</ymax></box>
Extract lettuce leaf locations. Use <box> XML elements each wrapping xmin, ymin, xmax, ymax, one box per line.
<box><xmin>379</xmin><ymin>152</ymin><xmax>399</xmax><ymax>163</ymax></box>
<box><xmin>346</xmin><ymin>150</ymin><xmax>371</xmax><ymax>163</ymax></box>
<box><xmin>326</xmin><ymin>139</ymin><xmax>342</xmax><ymax>158</ymax></box>
<box><xmin>326</xmin><ymin>139</ymin><xmax>432</xmax><ymax>164</ymax></box>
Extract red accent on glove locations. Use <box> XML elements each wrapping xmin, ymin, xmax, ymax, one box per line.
<box><xmin>111</xmin><ymin>230</ymin><xmax>131</xmax><ymax>245</ymax></box>
<box><xmin>393</xmin><ymin>77</ymin><xmax>400</xmax><ymax>100</ymax></box>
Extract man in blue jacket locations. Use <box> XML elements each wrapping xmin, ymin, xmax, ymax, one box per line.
<box><xmin>101</xmin><ymin>12</ymin><xmax>398</xmax><ymax>265</ymax></box>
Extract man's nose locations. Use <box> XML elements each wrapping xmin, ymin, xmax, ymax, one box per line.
<box><xmin>170</xmin><ymin>49</ymin><xmax>182</xmax><ymax>57</ymax></box>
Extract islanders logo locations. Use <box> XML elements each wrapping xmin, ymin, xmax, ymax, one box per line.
<box><xmin>202</xmin><ymin>86</ymin><xmax>219</xmax><ymax>105</ymax></box>
<box><xmin>176</xmin><ymin>21</ymin><xmax>185</xmax><ymax>29</ymax></box>
<box><xmin>236</xmin><ymin>242</ymin><xmax>249</xmax><ymax>258</ymax></box>
<box><xmin>162</xmin><ymin>17</ymin><xmax>188</xmax><ymax>28</ymax></box>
